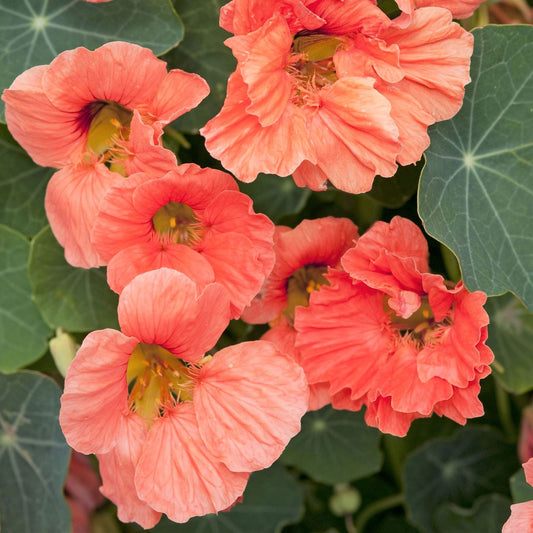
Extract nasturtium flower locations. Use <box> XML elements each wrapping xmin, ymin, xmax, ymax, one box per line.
<box><xmin>502</xmin><ymin>458</ymin><xmax>533</xmax><ymax>533</ymax></box>
<box><xmin>2</xmin><ymin>41</ymin><xmax>209</xmax><ymax>268</ymax></box>
<box><xmin>60</xmin><ymin>268</ymin><xmax>308</xmax><ymax>527</ymax></box>
<box><xmin>201</xmin><ymin>0</ymin><xmax>473</xmax><ymax>194</ymax></box>
<box><xmin>242</xmin><ymin>217</ymin><xmax>358</xmax><ymax>409</ymax></box>
<box><xmin>295</xmin><ymin>217</ymin><xmax>493</xmax><ymax>436</ymax></box>
<box><xmin>91</xmin><ymin>163</ymin><xmax>275</xmax><ymax>318</ymax></box>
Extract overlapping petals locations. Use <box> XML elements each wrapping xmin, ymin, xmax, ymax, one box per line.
<box><xmin>202</xmin><ymin>0</ymin><xmax>473</xmax><ymax>193</ymax></box>
<box><xmin>2</xmin><ymin>42</ymin><xmax>209</xmax><ymax>268</ymax></box>
<box><xmin>295</xmin><ymin>217</ymin><xmax>493</xmax><ymax>436</ymax></box>
<box><xmin>60</xmin><ymin>269</ymin><xmax>308</xmax><ymax>527</ymax></box>
<box><xmin>91</xmin><ymin>164</ymin><xmax>275</xmax><ymax>318</ymax></box>
<box><xmin>242</xmin><ymin>217</ymin><xmax>358</xmax><ymax>409</ymax></box>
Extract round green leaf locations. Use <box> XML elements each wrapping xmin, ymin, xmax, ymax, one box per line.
<box><xmin>404</xmin><ymin>426</ymin><xmax>518</xmax><ymax>533</ymax></box>
<box><xmin>0</xmin><ymin>225</ymin><xmax>50</xmax><ymax>372</ymax></box>
<box><xmin>0</xmin><ymin>124</ymin><xmax>50</xmax><ymax>237</ymax></box>
<box><xmin>28</xmin><ymin>226</ymin><xmax>119</xmax><ymax>332</ymax></box>
<box><xmin>149</xmin><ymin>463</ymin><xmax>304</xmax><ymax>533</ymax></box>
<box><xmin>0</xmin><ymin>371</ymin><xmax>71</xmax><ymax>533</ymax></box>
<box><xmin>281</xmin><ymin>406</ymin><xmax>383</xmax><ymax>485</ymax></box>
<box><xmin>0</xmin><ymin>0</ymin><xmax>184</xmax><ymax>121</ymax></box>
<box><xmin>510</xmin><ymin>467</ymin><xmax>533</xmax><ymax>503</ymax></box>
<box><xmin>239</xmin><ymin>174</ymin><xmax>311</xmax><ymax>223</ymax></box>
<box><xmin>418</xmin><ymin>25</ymin><xmax>533</xmax><ymax>310</ymax></box>
<box><xmin>486</xmin><ymin>293</ymin><xmax>533</xmax><ymax>393</ymax></box>
<box><xmin>166</xmin><ymin>0</ymin><xmax>236</xmax><ymax>132</ymax></box>
<box><xmin>434</xmin><ymin>494</ymin><xmax>512</xmax><ymax>533</ymax></box>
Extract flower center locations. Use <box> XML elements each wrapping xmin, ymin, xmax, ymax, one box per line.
<box><xmin>80</xmin><ymin>100</ymin><xmax>133</xmax><ymax>171</ymax></box>
<box><xmin>284</xmin><ymin>265</ymin><xmax>328</xmax><ymax>323</ymax></box>
<box><xmin>387</xmin><ymin>296</ymin><xmax>453</xmax><ymax>346</ymax></box>
<box><xmin>152</xmin><ymin>202</ymin><xmax>203</xmax><ymax>246</ymax></box>
<box><xmin>288</xmin><ymin>33</ymin><xmax>343</xmax><ymax>103</ymax></box>
<box><xmin>127</xmin><ymin>343</ymin><xmax>201</xmax><ymax>422</ymax></box>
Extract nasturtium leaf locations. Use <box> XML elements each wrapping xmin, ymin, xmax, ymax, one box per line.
<box><xmin>418</xmin><ymin>25</ymin><xmax>533</xmax><ymax>310</ymax></box>
<box><xmin>0</xmin><ymin>225</ymin><xmax>50</xmax><ymax>372</ymax></box>
<box><xmin>404</xmin><ymin>426</ymin><xmax>518</xmax><ymax>533</ymax></box>
<box><xmin>149</xmin><ymin>463</ymin><xmax>304</xmax><ymax>533</ymax></box>
<box><xmin>486</xmin><ymin>293</ymin><xmax>533</xmax><ymax>393</ymax></box>
<box><xmin>366</xmin><ymin>161</ymin><xmax>422</xmax><ymax>209</ymax></box>
<box><xmin>281</xmin><ymin>406</ymin><xmax>382</xmax><ymax>485</ymax></box>
<box><xmin>434</xmin><ymin>494</ymin><xmax>511</xmax><ymax>533</ymax></box>
<box><xmin>510</xmin><ymin>467</ymin><xmax>533</xmax><ymax>503</ymax></box>
<box><xmin>0</xmin><ymin>125</ymin><xmax>50</xmax><ymax>237</ymax></box>
<box><xmin>166</xmin><ymin>0</ymin><xmax>236</xmax><ymax>132</ymax></box>
<box><xmin>239</xmin><ymin>175</ymin><xmax>311</xmax><ymax>223</ymax></box>
<box><xmin>0</xmin><ymin>371</ymin><xmax>71</xmax><ymax>533</ymax></box>
<box><xmin>0</xmin><ymin>0</ymin><xmax>184</xmax><ymax>121</ymax></box>
<box><xmin>28</xmin><ymin>226</ymin><xmax>119</xmax><ymax>332</ymax></box>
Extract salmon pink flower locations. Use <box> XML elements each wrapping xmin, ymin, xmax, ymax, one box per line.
<box><xmin>60</xmin><ymin>268</ymin><xmax>308</xmax><ymax>527</ymax></box>
<box><xmin>91</xmin><ymin>163</ymin><xmax>275</xmax><ymax>318</ymax></box>
<box><xmin>503</xmin><ymin>458</ymin><xmax>533</xmax><ymax>533</ymax></box>
<box><xmin>2</xmin><ymin>41</ymin><xmax>209</xmax><ymax>267</ymax></box>
<box><xmin>201</xmin><ymin>0</ymin><xmax>473</xmax><ymax>194</ymax></box>
<box><xmin>295</xmin><ymin>217</ymin><xmax>493</xmax><ymax>436</ymax></box>
<box><xmin>242</xmin><ymin>217</ymin><xmax>358</xmax><ymax>409</ymax></box>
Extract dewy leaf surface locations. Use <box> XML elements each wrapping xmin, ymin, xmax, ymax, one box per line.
<box><xmin>0</xmin><ymin>225</ymin><xmax>50</xmax><ymax>373</ymax></box>
<box><xmin>28</xmin><ymin>226</ymin><xmax>119</xmax><ymax>332</ymax></box>
<box><xmin>419</xmin><ymin>25</ymin><xmax>533</xmax><ymax>309</ymax></box>
<box><xmin>0</xmin><ymin>371</ymin><xmax>71</xmax><ymax>533</ymax></box>
<box><xmin>0</xmin><ymin>124</ymin><xmax>50</xmax><ymax>237</ymax></box>
<box><xmin>0</xmin><ymin>0</ymin><xmax>184</xmax><ymax>121</ymax></box>
<box><xmin>281</xmin><ymin>406</ymin><xmax>382</xmax><ymax>484</ymax></box>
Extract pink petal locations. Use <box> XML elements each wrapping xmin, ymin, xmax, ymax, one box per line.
<box><xmin>106</xmin><ymin>241</ymin><xmax>216</xmax><ymax>295</ymax></box>
<box><xmin>98</xmin><ymin>414</ymin><xmax>162</xmax><ymax>529</ymax></box>
<box><xmin>195</xmin><ymin>340</ymin><xmax>308</xmax><ymax>471</ymax></box>
<box><xmin>382</xmin><ymin>8</ymin><xmax>473</xmax><ymax>122</ymax></box>
<box><xmin>201</xmin><ymin>70</ymin><xmax>315</xmax><ymax>182</ymax></box>
<box><xmin>60</xmin><ymin>329</ymin><xmax>137</xmax><ymax>455</ymax></box>
<box><xmin>117</xmin><ymin>268</ymin><xmax>230</xmax><ymax>362</ymax></box>
<box><xmin>42</xmin><ymin>42</ymin><xmax>166</xmax><ymax>112</ymax></box>
<box><xmin>305</xmin><ymin>77</ymin><xmax>400</xmax><ymax>193</ymax></box>
<box><xmin>149</xmin><ymin>69</ymin><xmax>210</xmax><ymax>128</ymax></box>
<box><xmin>364</xmin><ymin>396</ymin><xmax>421</xmax><ymax>437</ymax></box>
<box><xmin>135</xmin><ymin>403</ymin><xmax>249</xmax><ymax>523</ymax></box>
<box><xmin>524</xmin><ymin>458</ymin><xmax>533</xmax><ymax>487</ymax></box>
<box><xmin>502</xmin><ymin>501</ymin><xmax>533</xmax><ymax>533</ymax></box>
<box><xmin>2</xmin><ymin>65</ymin><xmax>85</xmax><ymax>168</ymax></box>
<box><xmin>45</xmin><ymin>163</ymin><xmax>124</xmax><ymax>268</ymax></box>
<box><xmin>198</xmin><ymin>231</ymin><xmax>273</xmax><ymax>318</ymax></box>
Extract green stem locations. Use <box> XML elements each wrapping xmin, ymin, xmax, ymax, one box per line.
<box><xmin>495</xmin><ymin>379</ymin><xmax>516</xmax><ymax>441</ymax></box>
<box><xmin>353</xmin><ymin>493</ymin><xmax>405</xmax><ymax>533</ymax></box>
<box><xmin>164</xmin><ymin>126</ymin><xmax>191</xmax><ymax>149</ymax></box>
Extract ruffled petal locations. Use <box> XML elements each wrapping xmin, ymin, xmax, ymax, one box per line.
<box><xmin>201</xmin><ymin>70</ymin><xmax>315</xmax><ymax>182</ymax></box>
<box><xmin>106</xmin><ymin>241</ymin><xmax>216</xmax><ymax>295</ymax></box>
<box><xmin>227</xmin><ymin>15</ymin><xmax>293</xmax><ymax>126</ymax></box>
<box><xmin>134</xmin><ymin>403</ymin><xmax>249</xmax><ymax>523</ymax></box>
<box><xmin>195</xmin><ymin>341</ymin><xmax>308</xmax><ymax>471</ymax></box>
<box><xmin>2</xmin><ymin>65</ymin><xmax>85</xmax><ymax>167</ymax></box>
<box><xmin>364</xmin><ymin>396</ymin><xmax>420</xmax><ymax>437</ymax></box>
<box><xmin>97</xmin><ymin>414</ymin><xmax>161</xmax><ymax>529</ymax></box>
<box><xmin>304</xmin><ymin>77</ymin><xmax>400</xmax><ymax>193</ymax></box>
<box><xmin>45</xmin><ymin>163</ymin><xmax>124</xmax><ymax>268</ymax></box>
<box><xmin>381</xmin><ymin>8</ymin><xmax>473</xmax><ymax>122</ymax></box>
<box><xmin>296</xmin><ymin>271</ymin><xmax>391</xmax><ymax>399</ymax></box>
<box><xmin>117</xmin><ymin>268</ymin><xmax>230</xmax><ymax>362</ymax></box>
<box><xmin>502</xmin><ymin>501</ymin><xmax>533</xmax><ymax>533</ymax></box>
<box><xmin>42</xmin><ymin>42</ymin><xmax>166</xmax><ymax>112</ymax></box>
<box><xmin>149</xmin><ymin>69</ymin><xmax>210</xmax><ymax>129</ymax></box>
<box><xmin>60</xmin><ymin>329</ymin><xmax>137</xmax><ymax>455</ymax></box>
